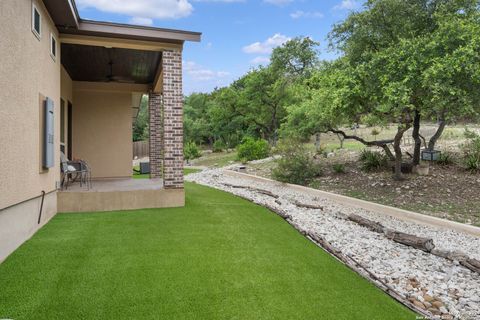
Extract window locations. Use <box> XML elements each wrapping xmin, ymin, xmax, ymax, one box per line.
<box><xmin>60</xmin><ymin>99</ymin><xmax>65</xmax><ymax>144</ymax></box>
<box><xmin>32</xmin><ymin>3</ymin><xmax>41</xmax><ymax>40</ymax></box>
<box><xmin>50</xmin><ymin>33</ymin><xmax>57</xmax><ymax>61</ymax></box>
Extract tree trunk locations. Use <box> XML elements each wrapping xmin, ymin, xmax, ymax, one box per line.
<box><xmin>412</xmin><ymin>110</ymin><xmax>422</xmax><ymax>165</ymax></box>
<box><xmin>393</xmin><ymin>125</ymin><xmax>410</xmax><ymax>180</ymax></box>
<box><xmin>428</xmin><ymin>118</ymin><xmax>446</xmax><ymax>150</ymax></box>
<box><xmin>315</xmin><ymin>133</ymin><xmax>321</xmax><ymax>152</ymax></box>
<box><xmin>382</xmin><ymin>145</ymin><xmax>395</xmax><ymax>161</ymax></box>
<box><xmin>336</xmin><ymin>133</ymin><xmax>345</xmax><ymax>149</ymax></box>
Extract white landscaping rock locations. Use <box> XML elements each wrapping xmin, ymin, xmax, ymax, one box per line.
<box><xmin>186</xmin><ymin>169</ymin><xmax>480</xmax><ymax>320</ymax></box>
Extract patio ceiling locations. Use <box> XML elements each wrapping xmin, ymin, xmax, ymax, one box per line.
<box><xmin>61</xmin><ymin>44</ymin><xmax>161</xmax><ymax>84</ymax></box>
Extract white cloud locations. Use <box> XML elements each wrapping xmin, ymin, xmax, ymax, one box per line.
<box><xmin>264</xmin><ymin>0</ymin><xmax>294</xmax><ymax>6</ymax></box>
<box><xmin>128</xmin><ymin>17</ymin><xmax>153</xmax><ymax>26</ymax></box>
<box><xmin>250</xmin><ymin>56</ymin><xmax>270</xmax><ymax>65</ymax></box>
<box><xmin>184</xmin><ymin>61</ymin><xmax>230</xmax><ymax>81</ymax></box>
<box><xmin>334</xmin><ymin>0</ymin><xmax>360</xmax><ymax>10</ymax></box>
<box><xmin>76</xmin><ymin>0</ymin><xmax>194</xmax><ymax>20</ymax></box>
<box><xmin>290</xmin><ymin>10</ymin><xmax>324</xmax><ymax>19</ymax></box>
<box><xmin>243</xmin><ymin>34</ymin><xmax>291</xmax><ymax>54</ymax></box>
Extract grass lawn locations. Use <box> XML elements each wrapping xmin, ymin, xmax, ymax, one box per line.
<box><xmin>133</xmin><ymin>167</ymin><xmax>200</xmax><ymax>179</ymax></box>
<box><xmin>0</xmin><ymin>183</ymin><xmax>414</xmax><ymax>320</ymax></box>
<box><xmin>191</xmin><ymin>151</ymin><xmax>238</xmax><ymax>167</ymax></box>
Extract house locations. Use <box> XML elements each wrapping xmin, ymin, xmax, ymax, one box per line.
<box><xmin>0</xmin><ymin>0</ymin><xmax>201</xmax><ymax>262</ymax></box>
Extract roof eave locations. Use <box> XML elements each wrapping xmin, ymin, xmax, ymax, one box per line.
<box><xmin>76</xmin><ymin>20</ymin><xmax>201</xmax><ymax>43</ymax></box>
<box><xmin>44</xmin><ymin>0</ymin><xmax>201</xmax><ymax>43</ymax></box>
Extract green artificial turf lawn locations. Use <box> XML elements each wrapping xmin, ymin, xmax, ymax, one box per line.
<box><xmin>133</xmin><ymin>167</ymin><xmax>200</xmax><ymax>179</ymax></box>
<box><xmin>0</xmin><ymin>183</ymin><xmax>415</xmax><ymax>320</ymax></box>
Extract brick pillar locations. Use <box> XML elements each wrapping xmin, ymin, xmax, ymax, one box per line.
<box><xmin>149</xmin><ymin>92</ymin><xmax>163</xmax><ymax>179</ymax></box>
<box><xmin>162</xmin><ymin>50</ymin><xmax>184</xmax><ymax>188</ymax></box>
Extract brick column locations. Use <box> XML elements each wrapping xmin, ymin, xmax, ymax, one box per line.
<box><xmin>162</xmin><ymin>50</ymin><xmax>184</xmax><ymax>188</ymax></box>
<box><xmin>149</xmin><ymin>92</ymin><xmax>163</xmax><ymax>179</ymax></box>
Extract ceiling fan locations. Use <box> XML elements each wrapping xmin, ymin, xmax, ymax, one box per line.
<box><xmin>100</xmin><ymin>60</ymin><xmax>136</xmax><ymax>83</ymax></box>
<box><xmin>96</xmin><ymin>48</ymin><xmax>136</xmax><ymax>83</ymax></box>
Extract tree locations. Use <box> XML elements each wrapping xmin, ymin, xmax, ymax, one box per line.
<box><xmin>133</xmin><ymin>95</ymin><xmax>149</xmax><ymax>141</ymax></box>
<box><xmin>184</xmin><ymin>93</ymin><xmax>213</xmax><ymax>145</ymax></box>
<box><xmin>270</xmin><ymin>37</ymin><xmax>319</xmax><ymax>79</ymax></box>
<box><xmin>182</xmin><ymin>37</ymin><xmax>320</xmax><ymax>148</ymax></box>
<box><xmin>284</xmin><ymin>0</ymin><xmax>480</xmax><ymax>179</ymax></box>
<box><xmin>329</xmin><ymin>0</ymin><xmax>480</xmax><ymax>168</ymax></box>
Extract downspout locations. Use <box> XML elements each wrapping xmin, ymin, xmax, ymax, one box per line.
<box><xmin>37</xmin><ymin>190</ymin><xmax>46</xmax><ymax>224</ymax></box>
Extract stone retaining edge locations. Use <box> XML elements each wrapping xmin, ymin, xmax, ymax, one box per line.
<box><xmin>224</xmin><ymin>170</ymin><xmax>480</xmax><ymax>238</ymax></box>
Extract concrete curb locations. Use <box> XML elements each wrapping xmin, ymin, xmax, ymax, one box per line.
<box><xmin>224</xmin><ymin>170</ymin><xmax>480</xmax><ymax>238</ymax></box>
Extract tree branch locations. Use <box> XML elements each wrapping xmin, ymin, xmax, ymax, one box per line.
<box><xmin>327</xmin><ymin>128</ymin><xmax>394</xmax><ymax>147</ymax></box>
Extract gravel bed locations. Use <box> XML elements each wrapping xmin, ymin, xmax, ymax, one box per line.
<box><xmin>186</xmin><ymin>168</ymin><xmax>480</xmax><ymax>320</ymax></box>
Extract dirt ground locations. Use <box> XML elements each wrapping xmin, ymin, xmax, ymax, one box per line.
<box><xmin>248</xmin><ymin>153</ymin><xmax>480</xmax><ymax>226</ymax></box>
<box><xmin>246</xmin><ymin>124</ymin><xmax>480</xmax><ymax>227</ymax></box>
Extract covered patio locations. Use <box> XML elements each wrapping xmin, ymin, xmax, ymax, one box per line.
<box><xmin>55</xmin><ymin>19</ymin><xmax>200</xmax><ymax>212</ymax></box>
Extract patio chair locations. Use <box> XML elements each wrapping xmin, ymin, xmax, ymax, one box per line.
<box><xmin>60</xmin><ymin>152</ymin><xmax>92</xmax><ymax>190</ymax></box>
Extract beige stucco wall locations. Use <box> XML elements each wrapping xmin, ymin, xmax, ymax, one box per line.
<box><xmin>61</xmin><ymin>66</ymin><xmax>73</xmax><ymax>103</ymax></box>
<box><xmin>60</xmin><ymin>66</ymin><xmax>72</xmax><ymax>153</ymax></box>
<box><xmin>72</xmin><ymin>82</ymin><xmax>145</xmax><ymax>178</ymax></box>
<box><xmin>0</xmin><ymin>0</ymin><xmax>61</xmax><ymax>209</ymax></box>
<box><xmin>58</xmin><ymin>188</ymin><xmax>184</xmax><ymax>213</ymax></box>
<box><xmin>0</xmin><ymin>191</ymin><xmax>57</xmax><ymax>262</ymax></box>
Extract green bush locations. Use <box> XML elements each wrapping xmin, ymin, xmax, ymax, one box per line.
<box><xmin>212</xmin><ymin>140</ymin><xmax>226</xmax><ymax>153</ymax></box>
<box><xmin>332</xmin><ymin>163</ymin><xmax>346</xmax><ymax>174</ymax></box>
<box><xmin>272</xmin><ymin>140</ymin><xmax>322</xmax><ymax>185</ymax></box>
<box><xmin>463</xmin><ymin>131</ymin><xmax>480</xmax><ymax>172</ymax></box>
<box><xmin>464</xmin><ymin>153</ymin><xmax>480</xmax><ymax>172</ymax></box>
<box><xmin>359</xmin><ymin>149</ymin><xmax>389</xmax><ymax>172</ymax></box>
<box><xmin>236</xmin><ymin>137</ymin><xmax>270</xmax><ymax>162</ymax></box>
<box><xmin>437</xmin><ymin>152</ymin><xmax>455</xmax><ymax>166</ymax></box>
<box><xmin>184</xmin><ymin>141</ymin><xmax>201</xmax><ymax>162</ymax></box>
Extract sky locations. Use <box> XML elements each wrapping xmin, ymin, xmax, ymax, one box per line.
<box><xmin>75</xmin><ymin>0</ymin><xmax>362</xmax><ymax>94</ymax></box>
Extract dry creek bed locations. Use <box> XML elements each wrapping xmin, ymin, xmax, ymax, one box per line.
<box><xmin>186</xmin><ymin>168</ymin><xmax>480</xmax><ymax>320</ymax></box>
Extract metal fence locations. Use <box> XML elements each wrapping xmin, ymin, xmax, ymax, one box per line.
<box><xmin>133</xmin><ymin>140</ymin><xmax>149</xmax><ymax>159</ymax></box>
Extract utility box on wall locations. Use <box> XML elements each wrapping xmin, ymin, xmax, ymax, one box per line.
<box><xmin>43</xmin><ymin>97</ymin><xmax>54</xmax><ymax>169</ymax></box>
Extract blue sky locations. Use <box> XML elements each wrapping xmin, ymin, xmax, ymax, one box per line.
<box><xmin>76</xmin><ymin>0</ymin><xmax>361</xmax><ymax>94</ymax></box>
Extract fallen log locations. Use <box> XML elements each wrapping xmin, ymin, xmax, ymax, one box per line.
<box><xmin>430</xmin><ymin>249</ymin><xmax>468</xmax><ymax>262</ymax></box>
<box><xmin>251</xmin><ymin>188</ymin><xmax>279</xmax><ymax>199</ymax></box>
<box><xmin>263</xmin><ymin>203</ymin><xmax>291</xmax><ymax>220</ymax></box>
<box><xmin>348</xmin><ymin>215</ymin><xmax>480</xmax><ymax>275</ymax></box>
<box><xmin>222</xmin><ymin>183</ymin><xmax>248</xmax><ymax>189</ymax></box>
<box><xmin>293</xmin><ymin>201</ymin><xmax>324</xmax><ymax>211</ymax></box>
<box><xmin>348</xmin><ymin>214</ymin><xmax>384</xmax><ymax>233</ymax></box>
<box><xmin>222</xmin><ymin>183</ymin><xmax>279</xmax><ymax>199</ymax></box>
<box><xmin>460</xmin><ymin>258</ymin><xmax>480</xmax><ymax>274</ymax></box>
<box><xmin>347</xmin><ymin>214</ymin><xmax>435</xmax><ymax>252</ymax></box>
<box><xmin>384</xmin><ymin>229</ymin><xmax>435</xmax><ymax>252</ymax></box>
<box><xmin>307</xmin><ymin>232</ymin><xmax>341</xmax><ymax>256</ymax></box>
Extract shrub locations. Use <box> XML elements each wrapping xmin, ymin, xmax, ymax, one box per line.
<box><xmin>272</xmin><ymin>140</ymin><xmax>322</xmax><ymax>185</ymax></box>
<box><xmin>359</xmin><ymin>149</ymin><xmax>388</xmax><ymax>172</ymax></box>
<box><xmin>371</xmin><ymin>128</ymin><xmax>381</xmax><ymax>138</ymax></box>
<box><xmin>236</xmin><ymin>137</ymin><xmax>270</xmax><ymax>162</ymax></box>
<box><xmin>437</xmin><ymin>152</ymin><xmax>455</xmax><ymax>166</ymax></box>
<box><xmin>184</xmin><ymin>141</ymin><xmax>201</xmax><ymax>162</ymax></box>
<box><xmin>463</xmin><ymin>131</ymin><xmax>480</xmax><ymax>173</ymax></box>
<box><xmin>212</xmin><ymin>140</ymin><xmax>225</xmax><ymax>153</ymax></box>
<box><xmin>332</xmin><ymin>163</ymin><xmax>346</xmax><ymax>174</ymax></box>
<box><xmin>464</xmin><ymin>153</ymin><xmax>480</xmax><ymax>172</ymax></box>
